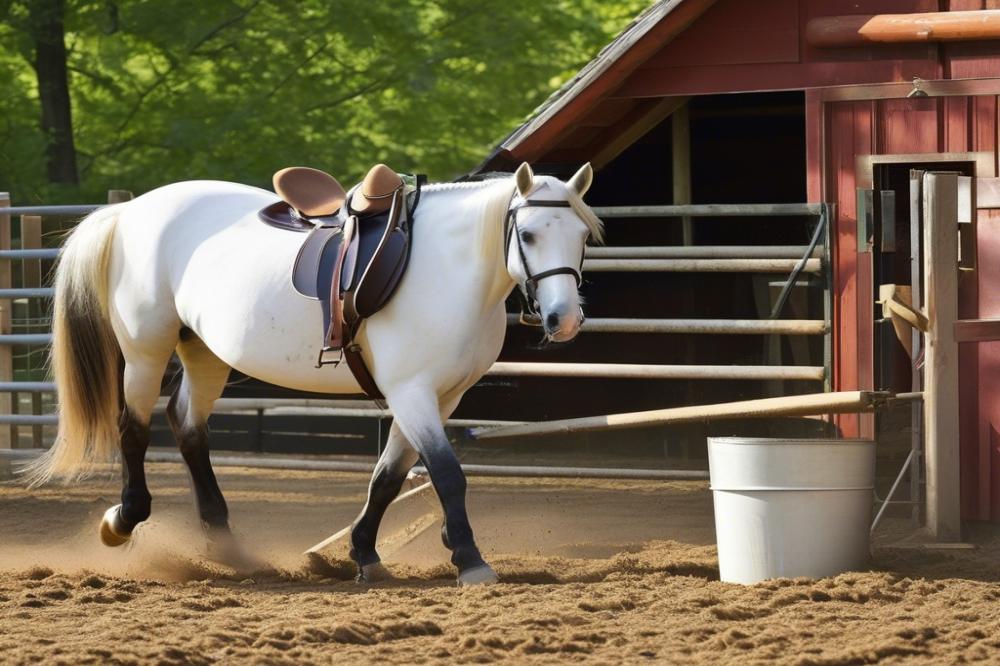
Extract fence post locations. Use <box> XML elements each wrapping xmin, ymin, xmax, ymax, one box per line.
<box><xmin>922</xmin><ymin>172</ymin><xmax>962</xmax><ymax>542</ymax></box>
<box><xmin>21</xmin><ymin>214</ymin><xmax>43</xmax><ymax>448</ymax></box>
<box><xmin>107</xmin><ymin>190</ymin><xmax>133</xmax><ymax>205</ymax></box>
<box><xmin>0</xmin><ymin>193</ymin><xmax>11</xmax><ymax>449</ymax></box>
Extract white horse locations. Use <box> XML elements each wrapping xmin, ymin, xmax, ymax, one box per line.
<box><xmin>28</xmin><ymin>162</ymin><xmax>602</xmax><ymax>585</ymax></box>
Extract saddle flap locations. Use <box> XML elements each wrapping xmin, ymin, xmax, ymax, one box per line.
<box><xmin>354</xmin><ymin>228</ymin><xmax>409</xmax><ymax>317</ymax></box>
<box><xmin>273</xmin><ymin>166</ymin><xmax>347</xmax><ymax>218</ymax></box>
<box><xmin>292</xmin><ymin>225</ymin><xmax>341</xmax><ymax>298</ymax></box>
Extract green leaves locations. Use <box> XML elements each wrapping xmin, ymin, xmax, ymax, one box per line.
<box><xmin>0</xmin><ymin>0</ymin><xmax>650</xmax><ymax>203</ymax></box>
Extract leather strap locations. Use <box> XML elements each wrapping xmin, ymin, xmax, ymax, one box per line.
<box><xmin>326</xmin><ymin>215</ymin><xmax>355</xmax><ymax>349</ymax></box>
<box><xmin>505</xmin><ymin>198</ymin><xmax>588</xmax><ymax>324</ymax></box>
<box><xmin>344</xmin><ymin>337</ymin><xmax>384</xmax><ymax>399</ymax></box>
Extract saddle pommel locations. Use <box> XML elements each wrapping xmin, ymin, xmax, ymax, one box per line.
<box><xmin>273</xmin><ymin>166</ymin><xmax>347</xmax><ymax>218</ymax></box>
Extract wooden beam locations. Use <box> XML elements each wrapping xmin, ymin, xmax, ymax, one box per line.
<box><xmin>954</xmin><ymin>318</ymin><xmax>1000</xmax><ymax>343</ymax></box>
<box><xmin>20</xmin><ymin>215</ymin><xmax>42</xmax><ymax>449</ymax></box>
<box><xmin>807</xmin><ymin>10</ymin><xmax>1000</xmax><ymax>48</ymax></box>
<box><xmin>590</xmin><ymin>97</ymin><xmax>688</xmax><ymax>169</ymax></box>
<box><xmin>922</xmin><ymin>172</ymin><xmax>962</xmax><ymax>542</ymax></box>
<box><xmin>671</xmin><ymin>100</ymin><xmax>692</xmax><ymax>245</ymax></box>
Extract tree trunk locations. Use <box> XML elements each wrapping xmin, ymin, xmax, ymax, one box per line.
<box><xmin>29</xmin><ymin>0</ymin><xmax>78</xmax><ymax>185</ymax></box>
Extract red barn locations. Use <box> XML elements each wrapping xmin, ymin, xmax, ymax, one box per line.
<box><xmin>473</xmin><ymin>1</ymin><xmax>1000</xmax><ymax>524</ymax></box>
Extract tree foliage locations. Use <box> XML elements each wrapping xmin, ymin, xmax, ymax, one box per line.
<box><xmin>0</xmin><ymin>0</ymin><xmax>649</xmax><ymax>204</ymax></box>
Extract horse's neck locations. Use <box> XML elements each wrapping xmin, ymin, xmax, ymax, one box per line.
<box><xmin>417</xmin><ymin>184</ymin><xmax>515</xmax><ymax>311</ymax></box>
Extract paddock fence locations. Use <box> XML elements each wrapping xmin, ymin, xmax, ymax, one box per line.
<box><xmin>0</xmin><ymin>192</ymin><xmax>833</xmax><ymax>479</ymax></box>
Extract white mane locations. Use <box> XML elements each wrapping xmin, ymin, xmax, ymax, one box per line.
<box><xmin>422</xmin><ymin>175</ymin><xmax>604</xmax><ymax>261</ymax></box>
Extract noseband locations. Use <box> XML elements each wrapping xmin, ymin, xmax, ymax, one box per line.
<box><xmin>504</xmin><ymin>197</ymin><xmax>587</xmax><ymax>326</ymax></box>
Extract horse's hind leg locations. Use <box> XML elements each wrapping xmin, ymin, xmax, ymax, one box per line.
<box><xmin>166</xmin><ymin>332</ymin><xmax>233</xmax><ymax>540</ymax></box>
<box><xmin>349</xmin><ymin>422</ymin><xmax>419</xmax><ymax>580</ymax></box>
<box><xmin>99</xmin><ymin>351</ymin><xmax>175</xmax><ymax>546</ymax></box>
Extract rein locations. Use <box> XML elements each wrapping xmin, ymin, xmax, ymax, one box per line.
<box><xmin>504</xmin><ymin>197</ymin><xmax>587</xmax><ymax>327</ymax></box>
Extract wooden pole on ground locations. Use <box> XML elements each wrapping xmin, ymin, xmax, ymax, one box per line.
<box><xmin>472</xmin><ymin>390</ymin><xmax>884</xmax><ymax>440</ymax></box>
<box><xmin>0</xmin><ymin>193</ymin><xmax>11</xmax><ymax>449</ymax></box>
<box><xmin>20</xmin><ymin>215</ymin><xmax>42</xmax><ymax>448</ymax></box>
<box><xmin>304</xmin><ymin>474</ymin><xmax>434</xmax><ymax>558</ymax></box>
<box><xmin>921</xmin><ymin>172</ymin><xmax>962</xmax><ymax>542</ymax></box>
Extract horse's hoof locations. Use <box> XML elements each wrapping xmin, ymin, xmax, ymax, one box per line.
<box><xmin>457</xmin><ymin>564</ymin><xmax>499</xmax><ymax>586</ymax></box>
<box><xmin>357</xmin><ymin>562</ymin><xmax>392</xmax><ymax>583</ymax></box>
<box><xmin>99</xmin><ymin>504</ymin><xmax>131</xmax><ymax>547</ymax></box>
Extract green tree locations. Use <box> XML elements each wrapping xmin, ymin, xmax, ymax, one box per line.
<box><xmin>0</xmin><ymin>0</ymin><xmax>649</xmax><ymax>204</ymax></box>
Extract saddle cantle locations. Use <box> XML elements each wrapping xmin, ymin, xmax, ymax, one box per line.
<box><xmin>258</xmin><ymin>164</ymin><xmax>423</xmax><ymax>399</ymax></box>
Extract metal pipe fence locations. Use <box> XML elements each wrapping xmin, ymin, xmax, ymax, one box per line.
<box><xmin>0</xmin><ymin>196</ymin><xmax>833</xmax><ymax>474</ymax></box>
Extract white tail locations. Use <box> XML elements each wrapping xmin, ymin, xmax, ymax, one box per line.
<box><xmin>24</xmin><ymin>205</ymin><xmax>123</xmax><ymax>485</ymax></box>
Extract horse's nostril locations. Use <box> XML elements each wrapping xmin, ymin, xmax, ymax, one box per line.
<box><xmin>545</xmin><ymin>312</ymin><xmax>560</xmax><ymax>330</ymax></box>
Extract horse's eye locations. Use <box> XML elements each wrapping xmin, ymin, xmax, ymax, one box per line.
<box><xmin>520</xmin><ymin>231</ymin><xmax>535</xmax><ymax>244</ymax></box>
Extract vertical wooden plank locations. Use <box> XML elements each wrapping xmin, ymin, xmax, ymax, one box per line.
<box><xmin>0</xmin><ymin>193</ymin><xmax>10</xmax><ymax>449</ymax></box>
<box><xmin>805</xmin><ymin>90</ymin><xmax>824</xmax><ymax>204</ymax></box>
<box><xmin>923</xmin><ymin>171</ymin><xmax>962</xmax><ymax>542</ymax></box>
<box><xmin>943</xmin><ymin>96</ymin><xmax>970</xmax><ymax>155</ymax></box>
<box><xmin>971</xmin><ymin>94</ymin><xmax>1000</xmax><ymax>523</ymax></box>
<box><xmin>21</xmin><ymin>215</ymin><xmax>43</xmax><ymax>449</ymax></box>
<box><xmin>880</xmin><ymin>97</ymin><xmax>941</xmax><ymax>155</ymax></box>
<box><xmin>107</xmin><ymin>190</ymin><xmax>133</xmax><ymax>205</ymax></box>
<box><xmin>828</xmin><ymin>100</ymin><xmax>874</xmax><ymax>437</ymax></box>
<box><xmin>910</xmin><ymin>170</ymin><xmax>924</xmax><ymax>526</ymax></box>
<box><xmin>671</xmin><ymin>102</ymin><xmax>693</xmax><ymax>245</ymax></box>
<box><xmin>980</xmin><ymin>210</ymin><xmax>1000</xmax><ymax>523</ymax></box>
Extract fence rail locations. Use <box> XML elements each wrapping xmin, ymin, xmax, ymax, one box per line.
<box><xmin>592</xmin><ymin>203</ymin><xmax>823</xmax><ymax>217</ymax></box>
<box><xmin>0</xmin><ymin>196</ymin><xmax>834</xmax><ymax>462</ymax></box>
<box><xmin>506</xmin><ymin>315</ymin><xmax>826</xmax><ymax>335</ymax></box>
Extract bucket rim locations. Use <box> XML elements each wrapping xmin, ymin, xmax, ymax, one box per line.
<box><xmin>707</xmin><ymin>437</ymin><xmax>875</xmax><ymax>445</ymax></box>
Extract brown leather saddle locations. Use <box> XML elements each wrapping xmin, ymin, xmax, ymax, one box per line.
<box><xmin>259</xmin><ymin>165</ymin><xmax>423</xmax><ymax>399</ymax></box>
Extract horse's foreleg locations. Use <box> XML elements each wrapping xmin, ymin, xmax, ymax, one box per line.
<box><xmin>350</xmin><ymin>422</ymin><xmax>419</xmax><ymax>580</ymax></box>
<box><xmin>387</xmin><ymin>387</ymin><xmax>497</xmax><ymax>585</ymax></box>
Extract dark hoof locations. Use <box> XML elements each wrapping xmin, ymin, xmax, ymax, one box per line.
<box><xmin>356</xmin><ymin>562</ymin><xmax>392</xmax><ymax>583</ymax></box>
<box><xmin>457</xmin><ymin>564</ymin><xmax>499</xmax><ymax>586</ymax></box>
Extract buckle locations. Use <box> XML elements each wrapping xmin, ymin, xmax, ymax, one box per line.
<box><xmin>519</xmin><ymin>311</ymin><xmax>543</xmax><ymax>327</ymax></box>
<box><xmin>315</xmin><ymin>346</ymin><xmax>344</xmax><ymax>368</ymax></box>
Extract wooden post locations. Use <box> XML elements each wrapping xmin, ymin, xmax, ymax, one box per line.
<box><xmin>0</xmin><ymin>193</ymin><xmax>11</xmax><ymax>449</ymax></box>
<box><xmin>671</xmin><ymin>101</ymin><xmax>693</xmax><ymax>246</ymax></box>
<box><xmin>107</xmin><ymin>189</ymin><xmax>133</xmax><ymax>205</ymax></box>
<box><xmin>922</xmin><ymin>172</ymin><xmax>962</xmax><ymax>542</ymax></box>
<box><xmin>21</xmin><ymin>215</ymin><xmax>43</xmax><ymax>448</ymax></box>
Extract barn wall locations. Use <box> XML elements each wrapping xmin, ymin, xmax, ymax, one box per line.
<box><xmin>503</xmin><ymin>0</ymin><xmax>1000</xmax><ymax>520</ymax></box>
<box><xmin>817</xmin><ymin>94</ymin><xmax>1000</xmax><ymax>522</ymax></box>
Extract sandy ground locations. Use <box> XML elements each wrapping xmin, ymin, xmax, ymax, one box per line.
<box><xmin>2</xmin><ymin>461</ymin><xmax>1000</xmax><ymax>664</ymax></box>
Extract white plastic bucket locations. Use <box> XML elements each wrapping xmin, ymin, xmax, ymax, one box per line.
<box><xmin>707</xmin><ymin>437</ymin><xmax>875</xmax><ymax>584</ymax></box>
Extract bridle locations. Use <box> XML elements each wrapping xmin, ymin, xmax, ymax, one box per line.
<box><xmin>504</xmin><ymin>196</ymin><xmax>588</xmax><ymax>327</ymax></box>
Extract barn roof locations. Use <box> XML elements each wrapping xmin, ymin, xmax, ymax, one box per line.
<box><xmin>472</xmin><ymin>0</ymin><xmax>715</xmax><ymax>174</ymax></box>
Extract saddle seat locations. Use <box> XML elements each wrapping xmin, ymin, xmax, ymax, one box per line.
<box><xmin>257</xmin><ymin>164</ymin><xmax>423</xmax><ymax>399</ymax></box>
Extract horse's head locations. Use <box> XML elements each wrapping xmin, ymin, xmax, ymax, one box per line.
<box><xmin>505</xmin><ymin>162</ymin><xmax>602</xmax><ymax>343</ymax></box>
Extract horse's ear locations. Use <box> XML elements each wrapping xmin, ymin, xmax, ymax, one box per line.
<box><xmin>515</xmin><ymin>162</ymin><xmax>534</xmax><ymax>197</ymax></box>
<box><xmin>567</xmin><ymin>162</ymin><xmax>593</xmax><ymax>198</ymax></box>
